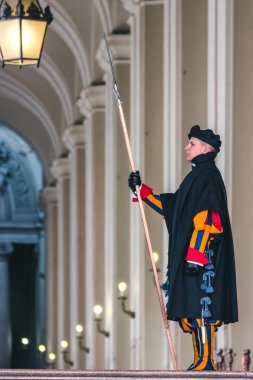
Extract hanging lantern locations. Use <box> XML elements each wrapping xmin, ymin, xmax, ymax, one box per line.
<box><xmin>0</xmin><ymin>0</ymin><xmax>53</xmax><ymax>67</ymax></box>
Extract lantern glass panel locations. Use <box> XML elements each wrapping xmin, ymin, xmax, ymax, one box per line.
<box><xmin>0</xmin><ymin>19</ymin><xmax>20</xmax><ymax>61</ymax></box>
<box><xmin>21</xmin><ymin>19</ymin><xmax>47</xmax><ymax>59</ymax></box>
<box><xmin>0</xmin><ymin>18</ymin><xmax>47</xmax><ymax>65</ymax></box>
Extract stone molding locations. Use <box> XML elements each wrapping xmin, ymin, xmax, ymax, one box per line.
<box><xmin>77</xmin><ymin>85</ymin><xmax>105</xmax><ymax>118</ymax></box>
<box><xmin>96</xmin><ymin>34</ymin><xmax>130</xmax><ymax>72</ymax></box>
<box><xmin>41</xmin><ymin>187</ymin><xmax>57</xmax><ymax>204</ymax></box>
<box><xmin>140</xmin><ymin>0</ymin><xmax>164</xmax><ymax>5</ymax></box>
<box><xmin>122</xmin><ymin>0</ymin><xmax>163</xmax><ymax>13</ymax></box>
<box><xmin>62</xmin><ymin>125</ymin><xmax>86</xmax><ymax>151</ymax></box>
<box><xmin>51</xmin><ymin>158</ymin><xmax>70</xmax><ymax>181</ymax></box>
<box><xmin>121</xmin><ymin>0</ymin><xmax>140</xmax><ymax>14</ymax></box>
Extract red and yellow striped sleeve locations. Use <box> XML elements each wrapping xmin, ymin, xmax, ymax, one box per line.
<box><xmin>186</xmin><ymin>210</ymin><xmax>223</xmax><ymax>266</ymax></box>
<box><xmin>132</xmin><ymin>183</ymin><xmax>164</xmax><ymax>216</ymax></box>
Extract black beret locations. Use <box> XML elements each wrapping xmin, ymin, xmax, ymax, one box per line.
<box><xmin>188</xmin><ymin>125</ymin><xmax>222</xmax><ymax>152</ymax></box>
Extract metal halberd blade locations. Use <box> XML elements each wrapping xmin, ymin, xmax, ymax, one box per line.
<box><xmin>104</xmin><ymin>33</ymin><xmax>121</xmax><ymax>103</ymax></box>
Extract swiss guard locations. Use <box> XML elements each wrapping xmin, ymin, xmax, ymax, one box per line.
<box><xmin>128</xmin><ymin>125</ymin><xmax>238</xmax><ymax>371</ymax></box>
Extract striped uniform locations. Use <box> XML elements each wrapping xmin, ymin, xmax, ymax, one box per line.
<box><xmin>133</xmin><ymin>183</ymin><xmax>224</xmax><ymax>371</ymax></box>
<box><xmin>133</xmin><ymin>184</ymin><xmax>223</xmax><ymax>266</ymax></box>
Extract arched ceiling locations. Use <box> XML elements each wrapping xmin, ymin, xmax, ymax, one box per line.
<box><xmin>0</xmin><ymin>0</ymin><xmax>129</xmax><ymax>183</ymax></box>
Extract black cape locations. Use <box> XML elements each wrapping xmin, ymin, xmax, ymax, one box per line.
<box><xmin>160</xmin><ymin>153</ymin><xmax>238</xmax><ymax>324</ymax></box>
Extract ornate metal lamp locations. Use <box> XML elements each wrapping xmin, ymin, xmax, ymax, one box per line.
<box><xmin>0</xmin><ymin>0</ymin><xmax>53</xmax><ymax>67</ymax></box>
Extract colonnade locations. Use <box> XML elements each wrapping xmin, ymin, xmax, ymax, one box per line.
<box><xmin>42</xmin><ymin>0</ymin><xmax>251</xmax><ymax>371</ymax></box>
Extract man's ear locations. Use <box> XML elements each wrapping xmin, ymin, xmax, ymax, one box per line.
<box><xmin>202</xmin><ymin>143</ymin><xmax>210</xmax><ymax>154</ymax></box>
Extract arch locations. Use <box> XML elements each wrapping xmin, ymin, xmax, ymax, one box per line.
<box><xmin>0</xmin><ymin>125</ymin><xmax>43</xmax><ymax>221</ymax></box>
<box><xmin>0</xmin><ymin>74</ymin><xmax>61</xmax><ymax>157</ymax></box>
<box><xmin>0</xmin><ymin>125</ymin><xmax>45</xmax><ymax>369</ymax></box>
<box><xmin>34</xmin><ymin>52</ymin><xmax>74</xmax><ymax>125</ymax></box>
<box><xmin>40</xmin><ymin>0</ymin><xmax>91</xmax><ymax>86</ymax></box>
<box><xmin>95</xmin><ymin>0</ymin><xmax>113</xmax><ymax>34</ymax></box>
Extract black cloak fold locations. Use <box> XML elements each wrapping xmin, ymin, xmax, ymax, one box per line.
<box><xmin>160</xmin><ymin>154</ymin><xmax>238</xmax><ymax>324</ymax></box>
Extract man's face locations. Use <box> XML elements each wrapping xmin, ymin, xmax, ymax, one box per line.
<box><xmin>185</xmin><ymin>137</ymin><xmax>207</xmax><ymax>161</ymax></box>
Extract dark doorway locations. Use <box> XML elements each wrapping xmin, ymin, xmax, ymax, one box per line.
<box><xmin>9</xmin><ymin>243</ymin><xmax>39</xmax><ymax>368</ymax></box>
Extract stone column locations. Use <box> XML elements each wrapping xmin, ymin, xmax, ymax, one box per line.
<box><xmin>97</xmin><ymin>34</ymin><xmax>130</xmax><ymax>369</ymax></box>
<box><xmin>41</xmin><ymin>187</ymin><xmax>58</xmax><ymax>366</ymax></box>
<box><xmin>123</xmin><ymin>0</ymin><xmax>165</xmax><ymax>370</ymax></box>
<box><xmin>162</xmin><ymin>0</ymin><xmax>182</xmax><ymax>370</ymax></box>
<box><xmin>62</xmin><ymin>125</ymin><xmax>86</xmax><ymax>369</ymax></box>
<box><xmin>232</xmin><ymin>2</ymin><xmax>253</xmax><ymax>370</ymax></box>
<box><xmin>77</xmin><ymin>85</ymin><xmax>105</xmax><ymax>369</ymax></box>
<box><xmin>51</xmin><ymin>158</ymin><xmax>71</xmax><ymax>369</ymax></box>
<box><xmin>207</xmin><ymin>0</ymin><xmax>234</xmax><ymax>352</ymax></box>
<box><xmin>0</xmin><ymin>243</ymin><xmax>12</xmax><ymax>368</ymax></box>
<box><xmin>163</xmin><ymin>0</ymin><xmax>182</xmax><ymax>191</ymax></box>
<box><xmin>207</xmin><ymin>0</ymin><xmax>233</xmax><ymax>210</ymax></box>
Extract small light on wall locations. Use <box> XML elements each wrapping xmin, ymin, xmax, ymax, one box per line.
<box><xmin>75</xmin><ymin>324</ymin><xmax>83</xmax><ymax>336</ymax></box>
<box><xmin>118</xmin><ymin>281</ymin><xmax>127</xmax><ymax>296</ymax></box>
<box><xmin>75</xmin><ymin>324</ymin><xmax>90</xmax><ymax>353</ymax></box>
<box><xmin>48</xmin><ymin>352</ymin><xmax>56</xmax><ymax>368</ymax></box>
<box><xmin>93</xmin><ymin>304</ymin><xmax>103</xmax><ymax>319</ymax></box>
<box><xmin>117</xmin><ymin>282</ymin><xmax>135</xmax><ymax>318</ymax></box>
<box><xmin>60</xmin><ymin>340</ymin><xmax>68</xmax><ymax>351</ymax></box>
<box><xmin>60</xmin><ymin>340</ymin><xmax>73</xmax><ymax>367</ymax></box>
<box><xmin>38</xmin><ymin>344</ymin><xmax>46</xmax><ymax>353</ymax></box>
<box><xmin>153</xmin><ymin>252</ymin><xmax>159</xmax><ymax>264</ymax></box>
<box><xmin>48</xmin><ymin>353</ymin><xmax>56</xmax><ymax>362</ymax></box>
<box><xmin>149</xmin><ymin>252</ymin><xmax>161</xmax><ymax>274</ymax></box>
<box><xmin>38</xmin><ymin>344</ymin><xmax>53</xmax><ymax>368</ymax></box>
<box><xmin>21</xmin><ymin>337</ymin><xmax>29</xmax><ymax>346</ymax></box>
<box><xmin>93</xmin><ymin>305</ymin><xmax>110</xmax><ymax>338</ymax></box>
<box><xmin>149</xmin><ymin>252</ymin><xmax>161</xmax><ymax>287</ymax></box>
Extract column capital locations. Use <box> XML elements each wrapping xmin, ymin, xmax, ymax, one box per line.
<box><xmin>122</xmin><ymin>0</ymin><xmax>163</xmax><ymax>13</ymax></box>
<box><xmin>62</xmin><ymin>124</ymin><xmax>86</xmax><ymax>151</ymax></box>
<box><xmin>42</xmin><ymin>187</ymin><xmax>57</xmax><ymax>205</ymax></box>
<box><xmin>121</xmin><ymin>0</ymin><xmax>140</xmax><ymax>14</ymax></box>
<box><xmin>77</xmin><ymin>85</ymin><xmax>105</xmax><ymax>118</ymax></box>
<box><xmin>51</xmin><ymin>158</ymin><xmax>70</xmax><ymax>181</ymax></box>
<box><xmin>96</xmin><ymin>34</ymin><xmax>130</xmax><ymax>72</ymax></box>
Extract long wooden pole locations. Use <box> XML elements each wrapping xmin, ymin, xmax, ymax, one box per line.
<box><xmin>117</xmin><ymin>101</ymin><xmax>178</xmax><ymax>370</ymax></box>
<box><xmin>104</xmin><ymin>33</ymin><xmax>177</xmax><ymax>369</ymax></box>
